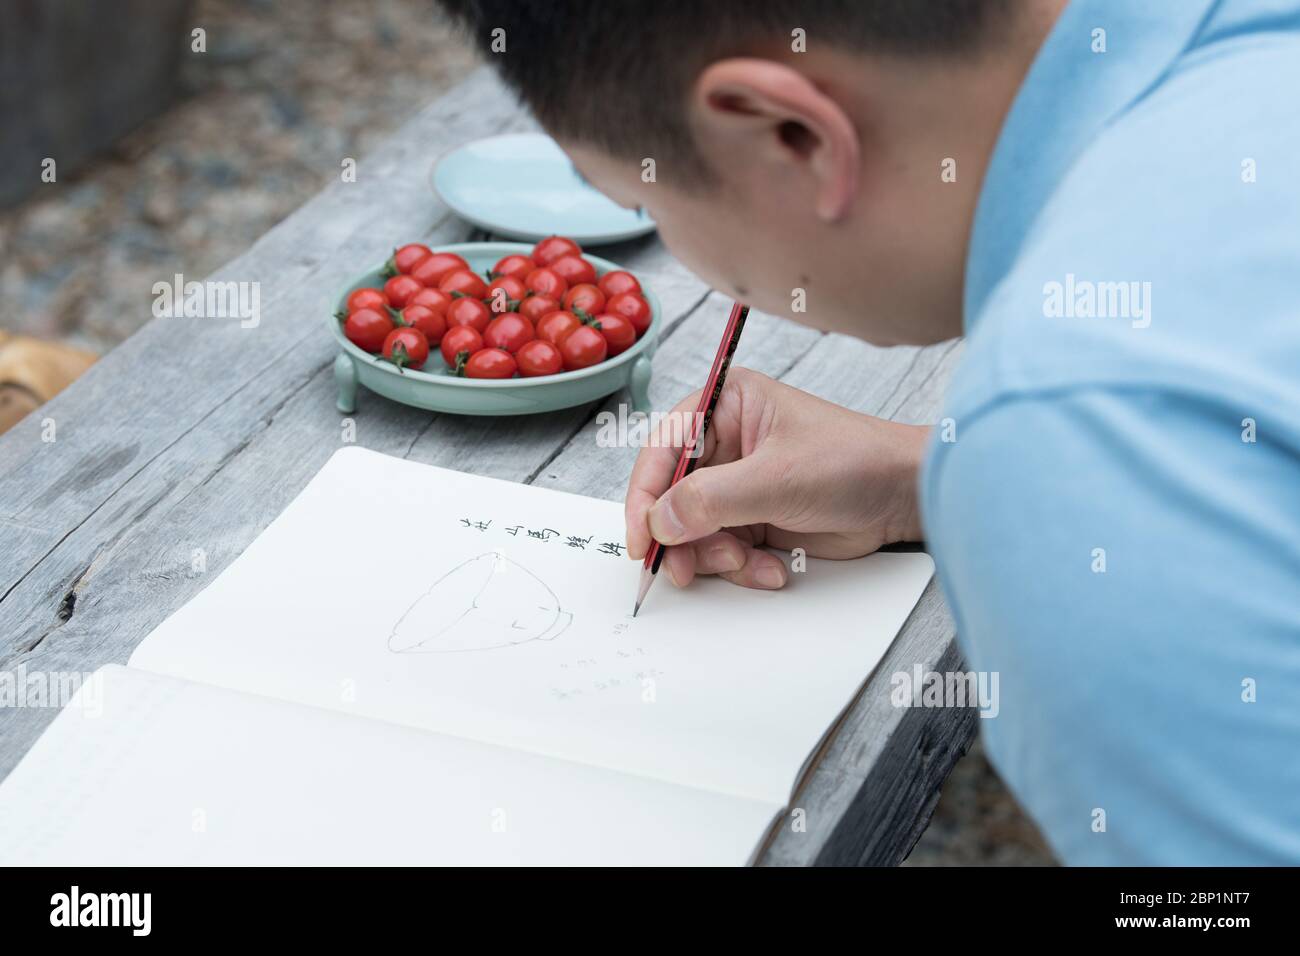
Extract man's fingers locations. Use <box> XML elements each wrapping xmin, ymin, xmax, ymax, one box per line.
<box><xmin>663</xmin><ymin>532</ymin><xmax>782</xmax><ymax>590</ymax></box>
<box><xmin>646</xmin><ymin>455</ymin><xmax>780</xmax><ymax>546</ymax></box>
<box><xmin>718</xmin><ymin>547</ymin><xmax>788</xmax><ymax>590</ymax></box>
<box><xmin>624</xmin><ymin>486</ymin><xmax>660</xmax><ymax>561</ymax></box>
<box><xmin>624</xmin><ymin>388</ymin><xmax>714</xmax><ymax>560</ymax></box>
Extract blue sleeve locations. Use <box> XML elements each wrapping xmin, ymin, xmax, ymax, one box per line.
<box><xmin>921</xmin><ymin>386</ymin><xmax>1300</xmax><ymax>864</ymax></box>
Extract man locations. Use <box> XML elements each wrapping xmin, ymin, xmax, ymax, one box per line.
<box><xmin>438</xmin><ymin>0</ymin><xmax>1300</xmax><ymax>864</ymax></box>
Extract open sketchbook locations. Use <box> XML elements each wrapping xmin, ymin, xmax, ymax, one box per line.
<box><xmin>0</xmin><ymin>447</ymin><xmax>933</xmax><ymax>865</ymax></box>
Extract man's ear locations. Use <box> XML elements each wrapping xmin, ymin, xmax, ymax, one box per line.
<box><xmin>690</xmin><ymin>58</ymin><xmax>860</xmax><ymax>221</ymax></box>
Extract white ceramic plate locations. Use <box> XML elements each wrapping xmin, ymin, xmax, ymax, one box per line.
<box><xmin>431</xmin><ymin>133</ymin><xmax>657</xmax><ymax>245</ymax></box>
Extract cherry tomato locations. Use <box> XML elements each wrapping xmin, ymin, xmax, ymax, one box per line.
<box><xmin>446</xmin><ymin>296</ymin><xmax>491</xmax><ymax>333</ymax></box>
<box><xmin>486</xmin><ymin>275</ymin><xmax>527</xmax><ymax>313</ymax></box>
<box><xmin>597</xmin><ymin>270</ymin><xmax>641</xmax><ymax>298</ymax></box>
<box><xmin>438</xmin><ymin>269</ymin><xmax>489</xmax><ymax>299</ymax></box>
<box><xmin>463</xmin><ymin>348</ymin><xmax>518</xmax><ymax>379</ymax></box>
<box><xmin>524</xmin><ymin>267</ymin><xmax>568</xmax><ymax>299</ymax></box>
<box><xmin>531</xmin><ymin>235</ymin><xmax>582</xmax><ymax>267</ymax></box>
<box><xmin>383</xmin><ymin>274</ymin><xmax>423</xmax><ymax>309</ymax></box>
<box><xmin>515</xmin><ymin>339</ymin><xmax>564</xmax><ymax>377</ymax></box>
<box><xmin>550</xmin><ymin>254</ymin><xmax>598</xmax><ymax>287</ymax></box>
<box><xmin>381</xmin><ymin>327</ymin><xmax>429</xmax><ymax>371</ymax></box>
<box><xmin>346</xmin><ymin>287</ymin><xmax>388</xmax><ymax>312</ymax></box>
<box><xmin>411</xmin><ymin>252</ymin><xmax>470</xmax><ymax>287</ymax></box>
<box><xmin>391</xmin><ymin>243</ymin><xmax>433</xmax><ymax>275</ymax></box>
<box><xmin>562</xmin><ymin>283</ymin><xmax>606</xmax><ymax>317</ymax></box>
<box><xmin>591</xmin><ymin>312</ymin><xmax>635</xmax><ymax>356</ymax></box>
<box><xmin>484</xmin><ymin>313</ymin><xmax>535</xmax><ymax>353</ymax></box>
<box><xmin>536</xmin><ymin>310</ymin><xmax>580</xmax><ymax>346</ymax></box>
<box><xmin>398</xmin><ymin>304</ymin><xmax>447</xmax><ymax>346</ymax></box>
<box><xmin>518</xmin><ymin>294</ymin><xmax>558</xmax><ymax>324</ymax></box>
<box><xmin>440</xmin><ymin>325</ymin><xmax>483</xmax><ymax>369</ymax></box>
<box><xmin>491</xmin><ymin>253</ymin><xmax>536</xmax><ymax>280</ymax></box>
<box><xmin>559</xmin><ymin>325</ymin><xmax>608</xmax><ymax>370</ymax></box>
<box><xmin>605</xmin><ymin>291</ymin><xmax>652</xmax><ymax>336</ymax></box>
<box><xmin>408</xmin><ymin>287</ymin><xmax>452</xmax><ymax>314</ymax></box>
<box><xmin>343</xmin><ymin>307</ymin><xmax>394</xmax><ymax>353</ymax></box>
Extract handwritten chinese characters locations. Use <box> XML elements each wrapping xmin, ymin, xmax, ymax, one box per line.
<box><xmin>460</xmin><ymin>517</ymin><xmax>625</xmax><ymax>557</ymax></box>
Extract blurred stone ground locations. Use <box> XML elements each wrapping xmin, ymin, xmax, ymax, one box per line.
<box><xmin>0</xmin><ymin>0</ymin><xmax>476</xmax><ymax>352</ymax></box>
<box><xmin>0</xmin><ymin>0</ymin><xmax>1056</xmax><ymax>867</ymax></box>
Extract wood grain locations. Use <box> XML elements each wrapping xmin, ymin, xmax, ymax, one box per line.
<box><xmin>0</xmin><ymin>68</ymin><xmax>973</xmax><ymax>866</ymax></box>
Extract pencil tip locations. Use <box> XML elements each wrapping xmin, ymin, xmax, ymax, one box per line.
<box><xmin>632</xmin><ymin>601</ymin><xmax>641</xmax><ymax>618</ymax></box>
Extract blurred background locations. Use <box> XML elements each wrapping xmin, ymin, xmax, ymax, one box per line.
<box><xmin>0</xmin><ymin>0</ymin><xmax>1054</xmax><ymax>865</ymax></box>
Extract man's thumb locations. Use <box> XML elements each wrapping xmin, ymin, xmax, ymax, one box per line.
<box><xmin>646</xmin><ymin>457</ymin><xmax>776</xmax><ymax>545</ymax></box>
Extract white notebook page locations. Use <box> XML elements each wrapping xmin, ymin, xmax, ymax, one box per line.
<box><xmin>0</xmin><ymin>665</ymin><xmax>777</xmax><ymax>865</ymax></box>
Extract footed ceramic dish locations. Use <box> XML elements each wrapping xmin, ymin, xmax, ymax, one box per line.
<box><xmin>328</xmin><ymin>242</ymin><xmax>660</xmax><ymax>416</ymax></box>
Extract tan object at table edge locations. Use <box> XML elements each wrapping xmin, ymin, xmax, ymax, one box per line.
<box><xmin>0</xmin><ymin>331</ymin><xmax>98</xmax><ymax>435</ymax></box>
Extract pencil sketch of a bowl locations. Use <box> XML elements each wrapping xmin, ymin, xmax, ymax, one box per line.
<box><xmin>388</xmin><ymin>551</ymin><xmax>573</xmax><ymax>653</ymax></box>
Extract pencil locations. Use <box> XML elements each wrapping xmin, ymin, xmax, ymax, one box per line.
<box><xmin>632</xmin><ymin>301</ymin><xmax>750</xmax><ymax>616</ymax></box>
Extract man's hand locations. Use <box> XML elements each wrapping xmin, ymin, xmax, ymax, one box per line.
<box><xmin>625</xmin><ymin>368</ymin><xmax>928</xmax><ymax>589</ymax></box>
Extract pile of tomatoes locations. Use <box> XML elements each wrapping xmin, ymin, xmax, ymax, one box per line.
<box><xmin>336</xmin><ymin>235</ymin><xmax>652</xmax><ymax>379</ymax></box>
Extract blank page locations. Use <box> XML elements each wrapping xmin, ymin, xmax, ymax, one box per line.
<box><xmin>0</xmin><ymin>665</ymin><xmax>778</xmax><ymax>865</ymax></box>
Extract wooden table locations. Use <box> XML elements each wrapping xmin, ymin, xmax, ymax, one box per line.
<box><xmin>0</xmin><ymin>68</ymin><xmax>974</xmax><ymax>865</ymax></box>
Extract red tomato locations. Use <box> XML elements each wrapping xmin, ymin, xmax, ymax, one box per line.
<box><xmin>605</xmin><ymin>291</ymin><xmax>652</xmax><ymax>335</ymax></box>
<box><xmin>562</xmin><ymin>283</ymin><xmax>606</xmax><ymax>317</ymax></box>
<box><xmin>559</xmin><ymin>325</ymin><xmax>608</xmax><ymax>370</ymax></box>
<box><xmin>550</xmin><ymin>254</ymin><xmax>597</xmax><ymax>287</ymax></box>
<box><xmin>531</xmin><ymin>235</ymin><xmax>582</xmax><ymax>267</ymax></box>
<box><xmin>446</xmin><ymin>296</ymin><xmax>491</xmax><ymax>333</ymax></box>
<box><xmin>491</xmin><ymin>253</ymin><xmax>536</xmax><ymax>280</ymax></box>
<box><xmin>343</xmin><ymin>307</ymin><xmax>393</xmax><ymax>353</ymax></box>
<box><xmin>383</xmin><ymin>274</ymin><xmax>423</xmax><ymax>309</ymax></box>
<box><xmin>440</xmin><ymin>325</ymin><xmax>483</xmax><ymax>369</ymax></box>
<box><xmin>410</xmin><ymin>252</ymin><xmax>470</xmax><ymax>287</ymax></box>
<box><xmin>398</xmin><ymin>305</ymin><xmax>447</xmax><ymax>346</ymax></box>
<box><xmin>463</xmin><ymin>348</ymin><xmax>518</xmax><ymax>379</ymax></box>
<box><xmin>536</xmin><ymin>310</ymin><xmax>580</xmax><ymax>346</ymax></box>
<box><xmin>524</xmin><ymin>267</ymin><xmax>568</xmax><ymax>299</ymax></box>
<box><xmin>346</xmin><ymin>287</ymin><xmax>388</xmax><ymax>312</ymax></box>
<box><xmin>597</xmin><ymin>270</ymin><xmax>641</xmax><ymax>298</ymax></box>
<box><xmin>381</xmin><ymin>327</ymin><xmax>429</xmax><ymax>371</ymax></box>
<box><xmin>408</xmin><ymin>286</ymin><xmax>452</xmax><ymax>314</ymax></box>
<box><xmin>515</xmin><ymin>339</ymin><xmax>563</xmax><ymax>377</ymax></box>
<box><xmin>518</xmin><ymin>294</ymin><xmax>558</xmax><ymax>324</ymax></box>
<box><xmin>484</xmin><ymin>313</ymin><xmax>535</xmax><ymax>353</ymax></box>
<box><xmin>591</xmin><ymin>312</ymin><xmax>635</xmax><ymax>356</ymax></box>
<box><xmin>486</xmin><ymin>275</ymin><xmax>527</xmax><ymax>313</ymax></box>
<box><xmin>438</xmin><ymin>269</ymin><xmax>489</xmax><ymax>299</ymax></box>
<box><xmin>391</xmin><ymin>243</ymin><xmax>433</xmax><ymax>275</ymax></box>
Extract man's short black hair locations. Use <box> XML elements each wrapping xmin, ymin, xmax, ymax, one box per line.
<box><xmin>436</xmin><ymin>0</ymin><xmax>1008</xmax><ymax>184</ymax></box>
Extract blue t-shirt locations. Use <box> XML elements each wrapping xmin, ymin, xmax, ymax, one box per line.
<box><xmin>921</xmin><ymin>0</ymin><xmax>1300</xmax><ymax>864</ymax></box>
